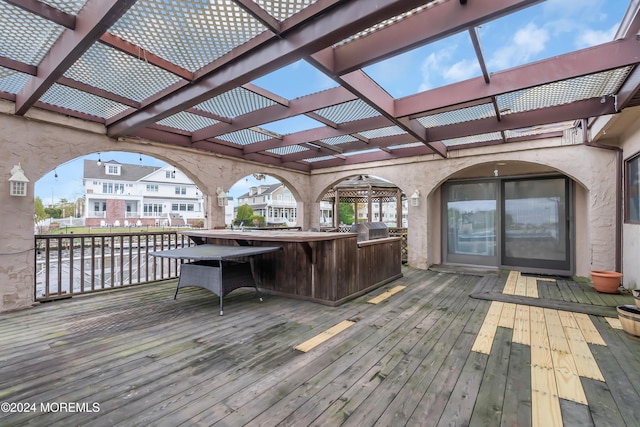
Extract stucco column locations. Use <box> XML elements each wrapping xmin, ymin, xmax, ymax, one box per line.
<box><xmin>206</xmin><ymin>194</ymin><xmax>226</xmax><ymax>229</ymax></box>
<box><xmin>1</xmin><ymin>178</ymin><xmax>36</xmax><ymax>311</ymax></box>
<box><xmin>407</xmin><ymin>187</ymin><xmax>430</xmax><ymax>269</ymax></box>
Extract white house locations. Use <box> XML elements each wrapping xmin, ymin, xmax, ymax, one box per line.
<box><xmin>83</xmin><ymin>160</ymin><xmax>205</xmax><ymax>227</ymax></box>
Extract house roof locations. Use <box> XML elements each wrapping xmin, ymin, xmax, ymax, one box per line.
<box><xmin>238</xmin><ymin>183</ymin><xmax>283</xmax><ymax>199</ymax></box>
<box><xmin>82</xmin><ymin>159</ymin><xmax>160</xmax><ymax>181</ymax></box>
<box><xmin>2</xmin><ymin>1</ymin><xmax>640</xmax><ymax>172</ymax></box>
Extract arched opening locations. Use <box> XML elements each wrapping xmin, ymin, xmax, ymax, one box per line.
<box><xmin>34</xmin><ymin>152</ymin><xmax>206</xmax><ymax>232</ymax></box>
<box><xmin>228</xmin><ymin>173</ymin><xmax>301</xmax><ymax>228</ymax></box>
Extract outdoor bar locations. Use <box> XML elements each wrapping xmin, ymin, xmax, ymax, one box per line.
<box><xmin>181</xmin><ymin>228</ymin><xmax>403</xmax><ymax>306</ymax></box>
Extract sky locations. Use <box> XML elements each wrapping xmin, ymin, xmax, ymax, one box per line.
<box><xmin>35</xmin><ymin>0</ymin><xmax>629</xmax><ymax>205</ymax></box>
<box><xmin>35</xmin><ymin>151</ymin><xmax>279</xmax><ymax>206</ymax></box>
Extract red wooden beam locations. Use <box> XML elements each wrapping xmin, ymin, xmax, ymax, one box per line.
<box><xmin>15</xmin><ymin>0</ymin><xmax>137</xmax><ymax>115</ymax></box>
<box><xmin>107</xmin><ymin>0</ymin><xmax>430</xmax><ymax>138</ymax></box>
<box><xmin>396</xmin><ymin>37</ymin><xmax>640</xmax><ymax>118</ymax></box>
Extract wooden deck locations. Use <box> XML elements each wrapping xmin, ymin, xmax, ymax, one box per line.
<box><xmin>1</xmin><ymin>268</ymin><xmax>639</xmax><ymax>426</ymax></box>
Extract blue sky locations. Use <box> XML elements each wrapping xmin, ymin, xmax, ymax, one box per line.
<box><xmin>35</xmin><ymin>0</ymin><xmax>629</xmax><ymax>205</ymax></box>
<box><xmin>35</xmin><ymin>151</ymin><xmax>278</xmax><ymax>206</ymax></box>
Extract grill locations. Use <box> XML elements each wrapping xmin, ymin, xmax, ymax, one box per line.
<box><xmin>350</xmin><ymin>222</ymin><xmax>389</xmax><ymax>242</ymax></box>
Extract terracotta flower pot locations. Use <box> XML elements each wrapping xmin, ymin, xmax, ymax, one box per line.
<box><xmin>590</xmin><ymin>270</ymin><xmax>623</xmax><ymax>293</ymax></box>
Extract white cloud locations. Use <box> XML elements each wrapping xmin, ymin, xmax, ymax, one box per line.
<box><xmin>575</xmin><ymin>23</ymin><xmax>618</xmax><ymax>48</ymax></box>
<box><xmin>488</xmin><ymin>22</ymin><xmax>549</xmax><ymax>70</ymax></box>
<box><xmin>418</xmin><ymin>49</ymin><xmax>453</xmax><ymax>92</ymax></box>
<box><xmin>443</xmin><ymin>58</ymin><xmax>480</xmax><ymax>82</ymax></box>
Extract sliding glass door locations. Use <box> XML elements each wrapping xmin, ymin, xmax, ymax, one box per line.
<box><xmin>445</xmin><ymin>181</ymin><xmax>498</xmax><ymax>266</ymax></box>
<box><xmin>502</xmin><ymin>177</ymin><xmax>570</xmax><ymax>271</ymax></box>
<box><xmin>443</xmin><ymin>176</ymin><xmax>572</xmax><ymax>273</ymax></box>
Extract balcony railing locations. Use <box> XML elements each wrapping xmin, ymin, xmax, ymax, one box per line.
<box><xmin>34</xmin><ymin>231</ymin><xmax>194</xmax><ymax>301</ymax></box>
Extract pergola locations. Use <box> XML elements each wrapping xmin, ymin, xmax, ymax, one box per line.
<box><xmin>0</xmin><ymin>0</ymin><xmax>638</xmax><ymax>171</ymax></box>
<box><xmin>323</xmin><ymin>175</ymin><xmax>404</xmax><ymax>228</ymax></box>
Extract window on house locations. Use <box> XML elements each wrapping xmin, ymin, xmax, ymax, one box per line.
<box><xmin>175</xmin><ymin>186</ymin><xmax>186</xmax><ymax>195</ymax></box>
<box><xmin>144</xmin><ymin>203</ymin><xmax>163</xmax><ymax>213</ymax></box>
<box><xmin>626</xmin><ymin>153</ymin><xmax>640</xmax><ymax>223</ymax></box>
<box><xmin>106</xmin><ymin>165</ymin><xmax>120</xmax><ymax>175</ymax></box>
<box><xmin>146</xmin><ymin>184</ymin><xmax>158</xmax><ymax>192</ymax></box>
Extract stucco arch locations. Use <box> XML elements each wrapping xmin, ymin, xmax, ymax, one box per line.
<box><xmin>413</xmin><ymin>147</ymin><xmax>617</xmax><ymax>276</ymax></box>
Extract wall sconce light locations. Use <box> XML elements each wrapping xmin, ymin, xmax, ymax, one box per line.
<box><xmin>410</xmin><ymin>189</ymin><xmax>420</xmax><ymax>207</ymax></box>
<box><xmin>216</xmin><ymin>187</ymin><xmax>228</xmax><ymax>207</ymax></box>
<box><xmin>9</xmin><ymin>163</ymin><xmax>29</xmax><ymax>197</ymax></box>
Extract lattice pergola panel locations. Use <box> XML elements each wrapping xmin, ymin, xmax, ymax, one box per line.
<box><xmin>65</xmin><ymin>43</ymin><xmax>181</xmax><ymax>102</ymax></box>
<box><xmin>40</xmin><ymin>0</ymin><xmax>88</xmax><ymax>15</ymax></box>
<box><xmin>302</xmin><ymin>155</ymin><xmax>337</xmax><ymax>163</ymax></box>
<box><xmin>0</xmin><ymin>3</ymin><xmax>64</xmax><ymax>66</ymax></box>
<box><xmin>442</xmin><ymin>132</ymin><xmax>503</xmax><ymax>147</ymax></box>
<box><xmin>254</xmin><ymin>0</ymin><xmax>317</xmax><ymax>22</ymax></box>
<box><xmin>109</xmin><ymin>0</ymin><xmax>267</xmax><ymax>72</ymax></box>
<box><xmin>505</xmin><ymin>122</ymin><xmax>573</xmax><ymax>139</ymax></box>
<box><xmin>389</xmin><ymin>142</ymin><xmax>424</xmax><ymax>149</ymax></box>
<box><xmin>497</xmin><ymin>67</ymin><xmax>633</xmax><ymax>114</ymax></box>
<box><xmin>0</xmin><ymin>0</ymin><xmax>638</xmax><ymax>172</ymax></box>
<box><xmin>313</xmin><ymin>100</ymin><xmax>381</xmax><ymax>124</ymax></box>
<box><xmin>325</xmin><ymin>195</ymin><xmax>402</xmax><ymax>204</ymax></box>
<box><xmin>358</xmin><ymin>126</ymin><xmax>406</xmax><ymax>139</ymax></box>
<box><xmin>0</xmin><ymin>68</ymin><xmax>30</xmax><ymax>95</ymax></box>
<box><xmin>156</xmin><ymin>112</ymin><xmax>220</xmax><ymax>132</ymax></box>
<box><xmin>320</xmin><ymin>135</ymin><xmax>360</xmax><ymax>145</ymax></box>
<box><xmin>266</xmin><ymin>144</ymin><xmax>309</xmax><ymax>155</ymax></box>
<box><xmin>417</xmin><ymin>103</ymin><xmax>496</xmax><ymax>128</ymax></box>
<box><xmin>217</xmin><ymin>129</ymin><xmax>274</xmax><ymax>145</ymax></box>
<box><xmin>195</xmin><ymin>87</ymin><xmax>278</xmax><ymax>119</ymax></box>
<box><xmin>40</xmin><ymin>84</ymin><xmax>130</xmax><ymax>119</ymax></box>
<box><xmin>336</xmin><ymin>2</ymin><xmax>441</xmax><ymax>46</ymax></box>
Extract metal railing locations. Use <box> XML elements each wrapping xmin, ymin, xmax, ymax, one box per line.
<box><xmin>34</xmin><ymin>231</ymin><xmax>194</xmax><ymax>301</ymax></box>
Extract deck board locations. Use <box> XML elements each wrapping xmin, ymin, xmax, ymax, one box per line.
<box><xmin>0</xmin><ymin>267</ymin><xmax>639</xmax><ymax>426</ymax></box>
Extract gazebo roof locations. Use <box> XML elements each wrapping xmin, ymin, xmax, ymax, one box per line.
<box><xmin>324</xmin><ymin>175</ymin><xmax>402</xmax><ymax>202</ymax></box>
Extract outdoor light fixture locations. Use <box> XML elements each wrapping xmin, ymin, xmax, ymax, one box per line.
<box><xmin>410</xmin><ymin>189</ymin><xmax>420</xmax><ymax>207</ymax></box>
<box><xmin>216</xmin><ymin>187</ymin><xmax>228</xmax><ymax>207</ymax></box>
<box><xmin>96</xmin><ymin>152</ymin><xmax>102</xmax><ymax>166</ymax></box>
<box><xmin>9</xmin><ymin>163</ymin><xmax>29</xmax><ymax>197</ymax></box>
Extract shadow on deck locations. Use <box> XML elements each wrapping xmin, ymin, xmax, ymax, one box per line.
<box><xmin>0</xmin><ymin>267</ymin><xmax>639</xmax><ymax>426</ymax></box>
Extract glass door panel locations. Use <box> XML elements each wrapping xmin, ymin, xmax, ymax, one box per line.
<box><xmin>502</xmin><ymin>177</ymin><xmax>570</xmax><ymax>270</ymax></box>
<box><xmin>445</xmin><ymin>182</ymin><xmax>497</xmax><ymax>265</ymax></box>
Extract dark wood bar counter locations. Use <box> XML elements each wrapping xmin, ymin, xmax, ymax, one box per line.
<box><xmin>180</xmin><ymin>229</ymin><xmax>403</xmax><ymax>306</ymax></box>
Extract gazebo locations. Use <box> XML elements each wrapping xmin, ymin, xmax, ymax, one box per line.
<box><xmin>323</xmin><ymin>175</ymin><xmax>405</xmax><ymax>229</ymax></box>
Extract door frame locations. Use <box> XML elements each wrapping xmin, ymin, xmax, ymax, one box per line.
<box><xmin>441</xmin><ymin>174</ymin><xmax>575</xmax><ymax>276</ymax></box>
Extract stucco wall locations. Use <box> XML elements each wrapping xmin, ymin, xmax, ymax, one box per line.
<box><xmin>0</xmin><ymin>107</ymin><xmax>310</xmax><ymax>311</ymax></box>
<box><xmin>310</xmin><ymin>138</ymin><xmax>618</xmax><ymax>277</ymax></box>
<box><xmin>0</xmin><ymin>103</ymin><xmax>622</xmax><ymax>311</ymax></box>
